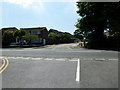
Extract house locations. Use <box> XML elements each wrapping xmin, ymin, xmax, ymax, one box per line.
<box><xmin>0</xmin><ymin>27</ymin><xmax>18</xmax><ymax>35</ymax></box>
<box><xmin>48</xmin><ymin>29</ymin><xmax>75</xmax><ymax>44</ymax></box>
<box><xmin>20</xmin><ymin>27</ymin><xmax>48</xmax><ymax>45</ymax></box>
<box><xmin>49</xmin><ymin>29</ymin><xmax>63</xmax><ymax>35</ymax></box>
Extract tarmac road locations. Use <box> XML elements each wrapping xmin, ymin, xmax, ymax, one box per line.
<box><xmin>0</xmin><ymin>43</ymin><xmax>119</xmax><ymax>88</ymax></box>
<box><xmin>1</xmin><ymin>43</ymin><xmax>118</xmax><ymax>59</ymax></box>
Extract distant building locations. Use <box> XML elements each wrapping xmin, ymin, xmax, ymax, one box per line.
<box><xmin>0</xmin><ymin>27</ymin><xmax>18</xmax><ymax>35</ymax></box>
<box><xmin>48</xmin><ymin>29</ymin><xmax>75</xmax><ymax>44</ymax></box>
<box><xmin>49</xmin><ymin>29</ymin><xmax>63</xmax><ymax>35</ymax></box>
<box><xmin>20</xmin><ymin>27</ymin><xmax>48</xmax><ymax>45</ymax></box>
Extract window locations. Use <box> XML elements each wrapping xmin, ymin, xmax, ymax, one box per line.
<box><xmin>31</xmin><ymin>38</ymin><xmax>42</xmax><ymax>43</ymax></box>
<box><xmin>31</xmin><ymin>31</ymin><xmax>41</xmax><ymax>34</ymax></box>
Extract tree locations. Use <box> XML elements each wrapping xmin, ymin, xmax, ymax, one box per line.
<box><xmin>2</xmin><ymin>30</ymin><xmax>15</xmax><ymax>46</ymax></box>
<box><xmin>48</xmin><ymin>32</ymin><xmax>59</xmax><ymax>44</ymax></box>
<box><xmin>22</xmin><ymin>34</ymin><xmax>37</xmax><ymax>46</ymax></box>
<box><xmin>59</xmin><ymin>33</ymin><xmax>74</xmax><ymax>43</ymax></box>
<box><xmin>75</xmin><ymin>2</ymin><xmax>120</xmax><ymax>48</ymax></box>
<box><xmin>14</xmin><ymin>30</ymin><xmax>26</xmax><ymax>46</ymax></box>
<box><xmin>48</xmin><ymin>32</ymin><xmax>74</xmax><ymax>44</ymax></box>
<box><xmin>74</xmin><ymin>29</ymin><xmax>83</xmax><ymax>40</ymax></box>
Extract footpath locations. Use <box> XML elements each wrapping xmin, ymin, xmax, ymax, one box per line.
<box><xmin>0</xmin><ymin>57</ymin><xmax>2</xmax><ymax>67</ymax></box>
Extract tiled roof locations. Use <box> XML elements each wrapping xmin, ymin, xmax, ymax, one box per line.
<box><xmin>1</xmin><ymin>27</ymin><xmax>18</xmax><ymax>30</ymax></box>
<box><xmin>20</xmin><ymin>27</ymin><xmax>47</xmax><ymax>30</ymax></box>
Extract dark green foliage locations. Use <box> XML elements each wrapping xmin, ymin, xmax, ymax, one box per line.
<box><xmin>75</xmin><ymin>2</ymin><xmax>120</xmax><ymax>49</ymax></box>
<box><xmin>22</xmin><ymin>34</ymin><xmax>37</xmax><ymax>46</ymax></box>
<box><xmin>14</xmin><ymin>30</ymin><xmax>26</xmax><ymax>40</ymax></box>
<box><xmin>74</xmin><ymin>29</ymin><xmax>83</xmax><ymax>40</ymax></box>
<box><xmin>48</xmin><ymin>32</ymin><xmax>74</xmax><ymax>44</ymax></box>
<box><xmin>107</xmin><ymin>32</ymin><xmax>120</xmax><ymax>50</ymax></box>
<box><xmin>14</xmin><ymin>30</ymin><xmax>26</xmax><ymax>46</ymax></box>
<box><xmin>48</xmin><ymin>32</ymin><xmax>59</xmax><ymax>44</ymax></box>
<box><xmin>2</xmin><ymin>30</ymin><xmax>15</xmax><ymax>46</ymax></box>
<box><xmin>86</xmin><ymin>32</ymin><xmax>107</xmax><ymax>48</ymax></box>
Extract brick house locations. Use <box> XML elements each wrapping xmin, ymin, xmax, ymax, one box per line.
<box><xmin>20</xmin><ymin>27</ymin><xmax>48</xmax><ymax>45</ymax></box>
<box><xmin>1</xmin><ymin>27</ymin><xmax>18</xmax><ymax>35</ymax></box>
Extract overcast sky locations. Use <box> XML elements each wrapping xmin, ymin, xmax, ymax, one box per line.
<box><xmin>1</xmin><ymin>0</ymin><xmax>79</xmax><ymax>34</ymax></box>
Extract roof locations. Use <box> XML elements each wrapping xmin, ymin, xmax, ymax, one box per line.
<box><xmin>49</xmin><ymin>29</ymin><xmax>62</xmax><ymax>34</ymax></box>
<box><xmin>20</xmin><ymin>27</ymin><xmax>47</xmax><ymax>31</ymax></box>
<box><xmin>1</xmin><ymin>27</ymin><xmax>18</xmax><ymax>31</ymax></box>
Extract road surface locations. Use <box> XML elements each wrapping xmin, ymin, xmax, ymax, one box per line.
<box><xmin>0</xmin><ymin>43</ymin><xmax>118</xmax><ymax>88</ymax></box>
<box><xmin>2</xmin><ymin>43</ymin><xmax>118</xmax><ymax>59</ymax></box>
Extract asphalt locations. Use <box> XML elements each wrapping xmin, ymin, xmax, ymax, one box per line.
<box><xmin>2</xmin><ymin>58</ymin><xmax>80</xmax><ymax>88</ymax></box>
<box><xmin>2</xmin><ymin>57</ymin><xmax>118</xmax><ymax>88</ymax></box>
<box><xmin>80</xmin><ymin>59</ymin><xmax>118</xmax><ymax>88</ymax></box>
<box><xmin>0</xmin><ymin>58</ymin><xmax>2</xmax><ymax>68</ymax></box>
<box><xmin>0</xmin><ymin>43</ymin><xmax>119</xmax><ymax>88</ymax></box>
<box><xmin>1</xmin><ymin>47</ymin><xmax>118</xmax><ymax>59</ymax></box>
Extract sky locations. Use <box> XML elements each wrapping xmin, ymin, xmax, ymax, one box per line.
<box><xmin>0</xmin><ymin>0</ymin><xmax>79</xmax><ymax>34</ymax></box>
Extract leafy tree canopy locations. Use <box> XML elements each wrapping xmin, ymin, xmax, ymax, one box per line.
<box><xmin>75</xmin><ymin>2</ymin><xmax>120</xmax><ymax>37</ymax></box>
<box><xmin>74</xmin><ymin>2</ymin><xmax>120</xmax><ymax>49</ymax></box>
<box><xmin>2</xmin><ymin>30</ymin><xmax>15</xmax><ymax>45</ymax></box>
<box><xmin>22</xmin><ymin>34</ymin><xmax>37</xmax><ymax>43</ymax></box>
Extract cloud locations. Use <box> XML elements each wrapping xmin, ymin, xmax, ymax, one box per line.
<box><xmin>2</xmin><ymin>0</ymin><xmax>44</xmax><ymax>9</ymax></box>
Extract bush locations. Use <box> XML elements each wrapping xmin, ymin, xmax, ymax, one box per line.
<box><xmin>86</xmin><ymin>33</ymin><xmax>107</xmax><ymax>49</ymax></box>
<box><xmin>106</xmin><ymin>32</ymin><xmax>120</xmax><ymax>50</ymax></box>
<box><xmin>86</xmin><ymin>32</ymin><xmax>120</xmax><ymax>50</ymax></box>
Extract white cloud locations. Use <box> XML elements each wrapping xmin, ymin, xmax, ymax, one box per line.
<box><xmin>0</xmin><ymin>0</ymin><xmax>78</xmax><ymax>9</ymax></box>
<box><xmin>2</xmin><ymin>0</ymin><xmax>44</xmax><ymax>10</ymax></box>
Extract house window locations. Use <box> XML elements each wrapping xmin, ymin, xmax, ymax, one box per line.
<box><xmin>31</xmin><ymin>38</ymin><xmax>42</xmax><ymax>43</ymax></box>
<box><xmin>31</xmin><ymin>31</ymin><xmax>41</xmax><ymax>34</ymax></box>
<box><xmin>28</xmin><ymin>31</ymin><xmax>31</xmax><ymax>34</ymax></box>
<box><xmin>39</xmin><ymin>38</ymin><xmax>42</xmax><ymax>42</ymax></box>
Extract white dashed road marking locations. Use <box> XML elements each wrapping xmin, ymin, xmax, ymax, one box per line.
<box><xmin>55</xmin><ymin>59</ymin><xmax>65</xmax><ymax>61</ymax></box>
<box><xmin>44</xmin><ymin>58</ymin><xmax>53</xmax><ymax>61</ymax></box>
<box><xmin>6</xmin><ymin>56</ymin><xmax>118</xmax><ymax>61</ymax></box>
<box><xmin>4</xmin><ymin>56</ymin><xmax>118</xmax><ymax>84</ymax></box>
<box><xmin>108</xmin><ymin>59</ymin><xmax>118</xmax><ymax>60</ymax></box>
<box><xmin>95</xmin><ymin>58</ymin><xmax>105</xmax><ymax>61</ymax></box>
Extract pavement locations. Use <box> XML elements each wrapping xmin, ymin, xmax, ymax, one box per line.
<box><xmin>0</xmin><ymin>43</ymin><xmax>119</xmax><ymax>88</ymax></box>
<box><xmin>0</xmin><ymin>57</ymin><xmax>2</xmax><ymax>90</ymax></box>
<box><xmin>0</xmin><ymin>59</ymin><xmax>2</xmax><ymax>67</ymax></box>
<box><xmin>0</xmin><ymin>57</ymin><xmax>2</xmax><ymax>67</ymax></box>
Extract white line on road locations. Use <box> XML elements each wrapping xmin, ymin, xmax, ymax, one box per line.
<box><xmin>95</xmin><ymin>58</ymin><xmax>105</xmax><ymax>61</ymax></box>
<box><xmin>69</xmin><ymin>60</ymin><xmax>78</xmax><ymax>62</ymax></box>
<box><xmin>76</xmin><ymin>59</ymin><xmax>80</xmax><ymax>83</ymax></box>
<box><xmin>8</xmin><ymin>57</ymin><xmax>17</xmax><ymax>59</ymax></box>
<box><xmin>55</xmin><ymin>59</ymin><xmax>66</xmax><ymax>61</ymax></box>
<box><xmin>44</xmin><ymin>58</ymin><xmax>53</xmax><ymax>61</ymax></box>
<box><xmin>32</xmin><ymin>58</ymin><xmax>43</xmax><ymax>60</ymax></box>
<box><xmin>108</xmin><ymin>59</ymin><xmax>118</xmax><ymax>60</ymax></box>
